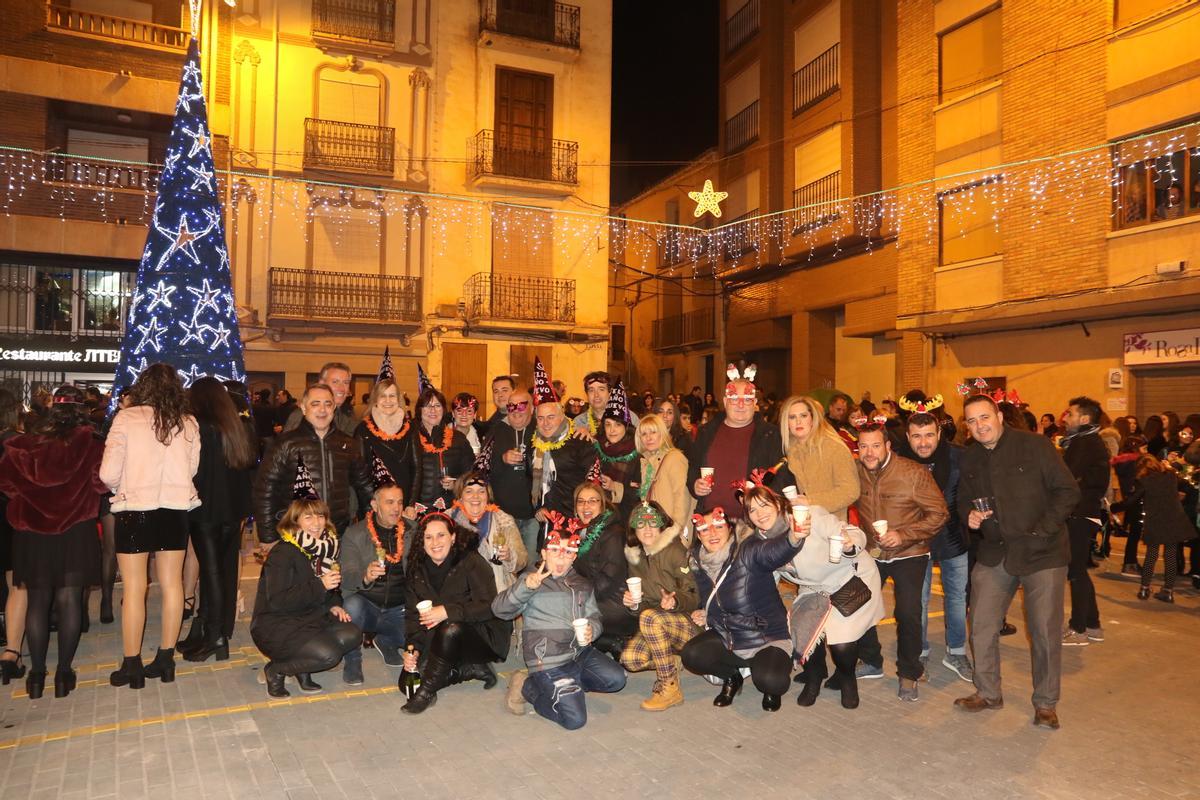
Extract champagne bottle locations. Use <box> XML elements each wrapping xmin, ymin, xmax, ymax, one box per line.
<box><xmin>400</xmin><ymin>645</ymin><xmax>421</xmax><ymax>699</ymax></box>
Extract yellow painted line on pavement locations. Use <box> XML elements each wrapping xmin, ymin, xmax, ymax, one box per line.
<box><xmin>0</xmin><ymin>685</ymin><xmax>401</xmax><ymax>751</ymax></box>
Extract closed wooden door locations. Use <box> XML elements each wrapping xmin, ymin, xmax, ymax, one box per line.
<box><xmin>441</xmin><ymin>342</ymin><xmax>488</xmax><ymax>405</ymax></box>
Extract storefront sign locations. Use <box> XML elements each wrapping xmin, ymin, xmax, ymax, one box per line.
<box><xmin>0</xmin><ymin>346</ymin><xmax>120</xmax><ymax>365</ymax></box>
<box><xmin>1123</xmin><ymin>328</ymin><xmax>1200</xmax><ymax>366</ymax></box>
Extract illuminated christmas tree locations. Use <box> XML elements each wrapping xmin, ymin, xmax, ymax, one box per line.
<box><xmin>111</xmin><ymin>36</ymin><xmax>243</xmax><ymax>401</ymax></box>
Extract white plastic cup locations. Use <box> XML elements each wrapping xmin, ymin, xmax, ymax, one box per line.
<box><xmin>828</xmin><ymin>532</ymin><xmax>845</xmax><ymax>564</ymax></box>
<box><xmin>700</xmin><ymin>467</ymin><xmax>715</xmax><ymax>484</ymax></box>
<box><xmin>626</xmin><ymin>577</ymin><xmax>643</xmax><ymax>603</ymax></box>
<box><xmin>572</xmin><ymin>618</ymin><xmax>590</xmax><ymax>645</ymax></box>
<box><xmin>782</xmin><ymin>486</ymin><xmax>798</xmax><ymax>501</ymax></box>
<box><xmin>416</xmin><ymin>600</ymin><xmax>433</xmax><ymax>614</ymax></box>
<box><xmin>871</xmin><ymin>519</ymin><xmax>888</xmax><ymax>537</ymax></box>
<box><xmin>791</xmin><ymin>504</ymin><xmax>810</xmax><ymax>526</ymax></box>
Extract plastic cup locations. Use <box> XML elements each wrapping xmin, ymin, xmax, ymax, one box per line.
<box><xmin>572</xmin><ymin>618</ymin><xmax>590</xmax><ymax>645</ymax></box>
<box><xmin>626</xmin><ymin>577</ymin><xmax>643</xmax><ymax>603</ymax></box>
<box><xmin>828</xmin><ymin>532</ymin><xmax>845</xmax><ymax>564</ymax></box>
<box><xmin>791</xmin><ymin>504</ymin><xmax>810</xmax><ymax>526</ymax></box>
<box><xmin>871</xmin><ymin>520</ymin><xmax>888</xmax><ymax>536</ymax></box>
<box><xmin>782</xmin><ymin>486</ymin><xmax>798</xmax><ymax>500</ymax></box>
<box><xmin>700</xmin><ymin>467</ymin><xmax>714</xmax><ymax>485</ymax></box>
<box><xmin>416</xmin><ymin>600</ymin><xmax>433</xmax><ymax>614</ymax></box>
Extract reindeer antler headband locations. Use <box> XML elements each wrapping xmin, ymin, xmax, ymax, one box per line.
<box><xmin>898</xmin><ymin>394</ymin><xmax>945</xmax><ymax>414</ymax></box>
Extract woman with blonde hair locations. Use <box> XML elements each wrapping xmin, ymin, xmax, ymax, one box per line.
<box><xmin>634</xmin><ymin>413</ymin><xmax>692</xmax><ymax>538</ymax></box>
<box><xmin>777</xmin><ymin>395</ymin><xmax>859</xmax><ymax>521</ymax></box>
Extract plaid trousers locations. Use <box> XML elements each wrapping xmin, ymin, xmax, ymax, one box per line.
<box><xmin>620</xmin><ymin>608</ymin><xmax>700</xmax><ymax>680</ymax></box>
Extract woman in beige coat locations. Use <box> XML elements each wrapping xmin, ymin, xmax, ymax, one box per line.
<box><xmin>778</xmin><ymin>396</ymin><xmax>859</xmax><ymax>521</ymax></box>
<box><xmin>634</xmin><ymin>414</ymin><xmax>692</xmax><ymax>539</ymax></box>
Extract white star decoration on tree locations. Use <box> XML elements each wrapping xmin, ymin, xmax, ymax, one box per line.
<box><xmin>207</xmin><ymin>322</ymin><xmax>232</xmax><ymax>351</ymax></box>
<box><xmin>145</xmin><ymin>279</ymin><xmax>176</xmax><ymax>312</ymax></box>
<box><xmin>181</xmin><ymin>124</ymin><xmax>210</xmax><ymax>159</ymax></box>
<box><xmin>178</xmin><ymin>318</ymin><xmax>207</xmax><ymax>346</ymax></box>
<box><xmin>177</xmin><ymin>364</ymin><xmax>205</xmax><ymax>388</ymax></box>
<box><xmin>125</xmin><ymin>356</ymin><xmax>149</xmax><ymax>382</ymax></box>
<box><xmin>187</xmin><ymin>165</ymin><xmax>214</xmax><ymax>192</ymax></box>
<box><xmin>187</xmin><ymin>278</ymin><xmax>222</xmax><ymax>318</ymax></box>
<box><xmin>688</xmin><ymin>179</ymin><xmax>729</xmax><ymax>219</ymax></box>
<box><xmin>134</xmin><ymin>317</ymin><xmax>166</xmax><ymax>354</ymax></box>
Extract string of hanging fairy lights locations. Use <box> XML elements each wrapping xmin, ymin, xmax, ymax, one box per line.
<box><xmin>0</xmin><ymin>118</ymin><xmax>1197</xmax><ymax>280</ymax></box>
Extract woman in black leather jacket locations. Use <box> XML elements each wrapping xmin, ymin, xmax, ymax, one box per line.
<box><xmin>408</xmin><ymin>389</ymin><xmax>473</xmax><ymax>509</ymax></box>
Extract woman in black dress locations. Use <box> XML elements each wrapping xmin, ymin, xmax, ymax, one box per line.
<box><xmin>0</xmin><ymin>386</ymin><xmax>107</xmax><ymax>698</ymax></box>
<box><xmin>177</xmin><ymin>378</ymin><xmax>257</xmax><ymax>662</ymax></box>
<box><xmin>400</xmin><ymin>512</ymin><xmax>511</xmax><ymax>714</ymax></box>
<box><xmin>251</xmin><ymin>487</ymin><xmax>359</xmax><ymax>698</ymax></box>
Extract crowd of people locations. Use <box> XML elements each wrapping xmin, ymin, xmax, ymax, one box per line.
<box><xmin>0</xmin><ymin>357</ymin><xmax>1196</xmax><ymax>734</ymax></box>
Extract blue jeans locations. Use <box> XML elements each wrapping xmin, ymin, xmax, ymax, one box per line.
<box><xmin>922</xmin><ymin>552</ymin><xmax>969</xmax><ymax>655</ymax></box>
<box><xmin>342</xmin><ymin>593</ymin><xmax>405</xmax><ymax>666</ymax></box>
<box><xmin>522</xmin><ymin>647</ymin><xmax>627</xmax><ymax>730</ymax></box>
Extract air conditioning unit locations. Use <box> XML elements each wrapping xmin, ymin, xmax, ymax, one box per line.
<box><xmin>1155</xmin><ymin>260</ymin><xmax>1186</xmax><ymax>275</ymax></box>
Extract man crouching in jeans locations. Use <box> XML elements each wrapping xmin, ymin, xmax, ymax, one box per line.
<box><xmin>492</xmin><ymin>512</ymin><xmax>626</xmax><ymax>729</ymax></box>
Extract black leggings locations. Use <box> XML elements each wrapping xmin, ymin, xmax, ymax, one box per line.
<box><xmin>269</xmin><ymin>622</ymin><xmax>360</xmax><ymax>677</ymax></box>
<box><xmin>425</xmin><ymin>622</ymin><xmax>497</xmax><ymax>666</ymax></box>
<box><xmin>800</xmin><ymin>639</ymin><xmax>860</xmax><ymax>681</ymax></box>
<box><xmin>190</xmin><ymin>521</ymin><xmax>240</xmax><ymax>639</ymax></box>
<box><xmin>1142</xmin><ymin>543</ymin><xmax>1178</xmax><ymax>589</ymax></box>
<box><xmin>681</xmin><ymin>630</ymin><xmax>792</xmax><ymax>696</ymax></box>
<box><xmin>26</xmin><ymin>585</ymin><xmax>83</xmax><ymax>673</ymax></box>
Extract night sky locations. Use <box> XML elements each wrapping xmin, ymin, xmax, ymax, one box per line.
<box><xmin>609</xmin><ymin>0</ymin><xmax>718</xmax><ymax>207</ymax></box>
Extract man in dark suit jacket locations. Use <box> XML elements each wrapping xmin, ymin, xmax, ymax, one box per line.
<box><xmin>953</xmin><ymin>394</ymin><xmax>1080</xmax><ymax>730</ymax></box>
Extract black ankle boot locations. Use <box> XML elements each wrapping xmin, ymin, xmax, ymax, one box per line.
<box><xmin>461</xmin><ymin>662</ymin><xmax>498</xmax><ymax>689</ymax></box>
<box><xmin>402</xmin><ymin>656</ymin><xmax>452</xmax><ymax>714</ymax></box>
<box><xmin>762</xmin><ymin>693</ymin><xmax>782</xmax><ymax>712</ymax></box>
<box><xmin>176</xmin><ymin>619</ymin><xmax>206</xmax><ymax>659</ymax></box>
<box><xmin>713</xmin><ymin>671</ymin><xmax>743</xmax><ymax>707</ymax></box>
<box><xmin>265</xmin><ymin>663</ymin><xmax>289</xmax><ymax>698</ymax></box>
<box><xmin>401</xmin><ymin>685</ymin><xmax>439</xmax><ymax>714</ymax></box>
<box><xmin>143</xmin><ymin>648</ymin><xmax>175</xmax><ymax>683</ymax></box>
<box><xmin>839</xmin><ymin>674</ymin><xmax>859</xmax><ymax>709</ymax></box>
<box><xmin>26</xmin><ymin>670</ymin><xmax>47</xmax><ymax>700</ymax></box>
<box><xmin>796</xmin><ymin>658</ymin><xmax>826</xmax><ymax>707</ymax></box>
<box><xmin>295</xmin><ymin>673</ymin><xmax>322</xmax><ymax>693</ymax></box>
<box><xmin>110</xmin><ymin>655</ymin><xmax>145</xmax><ymax>689</ymax></box>
<box><xmin>184</xmin><ymin>637</ymin><xmax>229</xmax><ymax>663</ymax></box>
<box><xmin>54</xmin><ymin>668</ymin><xmax>77</xmax><ymax>698</ymax></box>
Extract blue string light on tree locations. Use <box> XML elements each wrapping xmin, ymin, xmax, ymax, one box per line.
<box><xmin>111</xmin><ymin>35</ymin><xmax>244</xmax><ymax>401</ymax></box>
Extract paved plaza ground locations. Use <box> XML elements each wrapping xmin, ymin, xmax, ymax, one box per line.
<box><xmin>0</xmin><ymin>541</ymin><xmax>1197</xmax><ymax>800</ymax></box>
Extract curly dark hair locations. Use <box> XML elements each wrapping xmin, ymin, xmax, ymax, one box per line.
<box><xmin>30</xmin><ymin>389</ymin><xmax>92</xmax><ymax>440</ymax></box>
<box><xmin>128</xmin><ymin>363</ymin><xmax>189</xmax><ymax>445</ymax></box>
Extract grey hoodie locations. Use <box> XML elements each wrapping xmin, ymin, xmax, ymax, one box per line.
<box><xmin>491</xmin><ymin>567</ymin><xmax>601</xmax><ymax>673</ymax></box>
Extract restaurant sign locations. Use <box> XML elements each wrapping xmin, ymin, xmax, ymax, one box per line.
<box><xmin>1123</xmin><ymin>328</ymin><xmax>1200</xmax><ymax>366</ymax></box>
<box><xmin>0</xmin><ymin>344</ymin><xmax>120</xmax><ymax>366</ymax></box>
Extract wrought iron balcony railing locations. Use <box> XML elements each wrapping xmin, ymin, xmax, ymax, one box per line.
<box><xmin>303</xmin><ymin>118</ymin><xmax>396</xmax><ymax>175</ymax></box>
<box><xmin>725</xmin><ymin>0</ymin><xmax>759</xmax><ymax>53</ymax></box>
<box><xmin>268</xmin><ymin>268</ymin><xmax>421</xmax><ymax>325</ymax></box>
<box><xmin>468</xmin><ymin>129</ymin><xmax>578</xmax><ymax>184</ymax></box>
<box><xmin>311</xmin><ymin>0</ymin><xmax>396</xmax><ymax>43</ymax></box>
<box><xmin>725</xmin><ymin>100</ymin><xmax>759</xmax><ymax>155</ymax></box>
<box><xmin>45</xmin><ymin>2</ymin><xmax>188</xmax><ymax>50</ymax></box>
<box><xmin>479</xmin><ymin>0</ymin><xmax>580</xmax><ymax>48</ymax></box>
<box><xmin>465</xmin><ymin>272</ymin><xmax>575</xmax><ymax>324</ymax></box>
<box><xmin>792</xmin><ymin>171</ymin><xmax>841</xmax><ymax>232</ymax></box>
<box><xmin>652</xmin><ymin>307</ymin><xmax>716</xmax><ymax>350</ymax></box>
<box><xmin>793</xmin><ymin>43</ymin><xmax>840</xmax><ymax>114</ymax></box>
<box><xmin>47</xmin><ymin>155</ymin><xmax>160</xmax><ymax>192</ymax></box>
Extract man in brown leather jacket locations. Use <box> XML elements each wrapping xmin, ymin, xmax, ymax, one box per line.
<box><xmin>852</xmin><ymin>422</ymin><xmax>949</xmax><ymax>702</ymax></box>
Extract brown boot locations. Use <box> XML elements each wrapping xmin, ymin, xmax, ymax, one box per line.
<box><xmin>641</xmin><ymin>672</ymin><xmax>684</xmax><ymax>711</ymax></box>
<box><xmin>954</xmin><ymin>692</ymin><xmax>1003</xmax><ymax>712</ymax></box>
<box><xmin>506</xmin><ymin>669</ymin><xmax>529</xmax><ymax>716</ymax></box>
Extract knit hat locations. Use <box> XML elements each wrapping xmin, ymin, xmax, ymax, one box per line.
<box><xmin>532</xmin><ymin>357</ymin><xmax>558</xmax><ymax>406</ymax></box>
<box><xmin>370</xmin><ymin>452</ymin><xmax>397</xmax><ymax>491</ymax></box>
<box><xmin>602</xmin><ymin>379</ymin><xmax>631</xmax><ymax>425</ymax></box>
<box><xmin>377</xmin><ymin>346</ymin><xmax>394</xmax><ymax>383</ymax></box>
<box><xmin>293</xmin><ymin>456</ymin><xmax>320</xmax><ymax>500</ymax></box>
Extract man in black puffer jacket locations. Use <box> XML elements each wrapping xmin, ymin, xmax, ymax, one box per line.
<box><xmin>1060</xmin><ymin>396</ymin><xmax>1110</xmax><ymax>646</ymax></box>
<box><xmin>254</xmin><ymin>384</ymin><xmax>372</xmax><ymax>543</ymax></box>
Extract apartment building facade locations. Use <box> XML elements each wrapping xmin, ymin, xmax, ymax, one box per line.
<box><xmin>894</xmin><ymin>0</ymin><xmax>1200</xmax><ymax>418</ymax></box>
<box><xmin>0</xmin><ymin>0</ymin><xmax>612</xmax><ymax>414</ymax></box>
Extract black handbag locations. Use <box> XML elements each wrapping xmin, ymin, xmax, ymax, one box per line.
<box><xmin>829</xmin><ymin>575</ymin><xmax>871</xmax><ymax>617</ymax></box>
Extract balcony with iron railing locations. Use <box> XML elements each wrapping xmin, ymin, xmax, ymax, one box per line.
<box><xmin>793</xmin><ymin>43</ymin><xmax>840</xmax><ymax>114</ymax></box>
<box><xmin>45</xmin><ymin>2</ymin><xmax>188</xmax><ymax>50</ymax></box>
<box><xmin>311</xmin><ymin>0</ymin><xmax>396</xmax><ymax>46</ymax></box>
<box><xmin>267</xmin><ymin>268</ymin><xmax>421</xmax><ymax>327</ymax></box>
<box><xmin>651</xmin><ymin>307</ymin><xmax>717</xmax><ymax>351</ymax></box>
<box><xmin>792</xmin><ymin>172</ymin><xmax>841</xmax><ymax>233</ymax></box>
<box><xmin>4</xmin><ymin>152</ymin><xmax>167</xmax><ymax>227</ymax></box>
<box><xmin>465</xmin><ymin>272</ymin><xmax>575</xmax><ymax>324</ymax></box>
<box><xmin>303</xmin><ymin>118</ymin><xmax>396</xmax><ymax>176</ymax></box>
<box><xmin>468</xmin><ymin>130</ymin><xmax>578</xmax><ymax>187</ymax></box>
<box><xmin>725</xmin><ymin>0</ymin><xmax>759</xmax><ymax>54</ymax></box>
<box><xmin>725</xmin><ymin>100</ymin><xmax>759</xmax><ymax>155</ymax></box>
<box><xmin>479</xmin><ymin>0</ymin><xmax>580</xmax><ymax>49</ymax></box>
